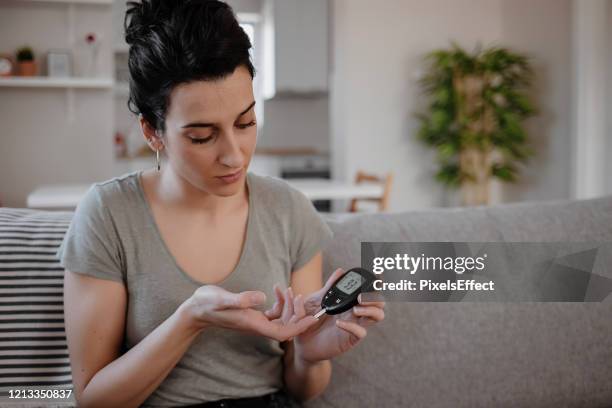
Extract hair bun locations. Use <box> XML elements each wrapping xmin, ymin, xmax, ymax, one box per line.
<box><xmin>124</xmin><ymin>0</ymin><xmax>172</xmax><ymax>45</ymax></box>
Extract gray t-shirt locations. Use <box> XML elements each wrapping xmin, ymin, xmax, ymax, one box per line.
<box><xmin>56</xmin><ymin>170</ymin><xmax>334</xmax><ymax>407</ymax></box>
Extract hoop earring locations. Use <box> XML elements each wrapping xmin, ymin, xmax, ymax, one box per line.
<box><xmin>156</xmin><ymin>149</ymin><xmax>161</xmax><ymax>172</ymax></box>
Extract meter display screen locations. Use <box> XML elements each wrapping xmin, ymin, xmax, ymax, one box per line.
<box><xmin>336</xmin><ymin>271</ymin><xmax>362</xmax><ymax>295</ymax></box>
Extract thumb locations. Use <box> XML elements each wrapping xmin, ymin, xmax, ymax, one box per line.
<box><xmin>221</xmin><ymin>290</ymin><xmax>266</xmax><ymax>309</ymax></box>
<box><xmin>322</xmin><ymin>268</ymin><xmax>345</xmax><ymax>292</ymax></box>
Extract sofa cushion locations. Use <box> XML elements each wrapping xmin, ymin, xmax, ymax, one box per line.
<box><xmin>0</xmin><ymin>208</ymin><xmax>75</xmax><ymax>408</ymax></box>
<box><xmin>311</xmin><ymin>196</ymin><xmax>612</xmax><ymax>408</ymax></box>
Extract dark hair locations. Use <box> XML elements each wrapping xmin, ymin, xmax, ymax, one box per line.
<box><xmin>124</xmin><ymin>0</ymin><xmax>255</xmax><ymax>132</ymax></box>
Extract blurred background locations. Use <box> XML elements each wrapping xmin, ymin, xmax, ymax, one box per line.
<box><xmin>0</xmin><ymin>0</ymin><xmax>611</xmax><ymax>213</ymax></box>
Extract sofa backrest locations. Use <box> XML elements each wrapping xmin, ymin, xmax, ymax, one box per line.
<box><xmin>311</xmin><ymin>196</ymin><xmax>612</xmax><ymax>408</ymax></box>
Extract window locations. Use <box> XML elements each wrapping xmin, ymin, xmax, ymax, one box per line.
<box><xmin>238</xmin><ymin>14</ymin><xmax>264</xmax><ymax>128</ymax></box>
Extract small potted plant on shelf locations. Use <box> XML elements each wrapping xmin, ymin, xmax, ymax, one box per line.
<box><xmin>16</xmin><ymin>46</ymin><xmax>37</xmax><ymax>76</ymax></box>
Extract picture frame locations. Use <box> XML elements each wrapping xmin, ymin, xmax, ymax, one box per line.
<box><xmin>46</xmin><ymin>49</ymin><xmax>72</xmax><ymax>78</ymax></box>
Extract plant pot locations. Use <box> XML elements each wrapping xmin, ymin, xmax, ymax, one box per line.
<box><xmin>17</xmin><ymin>61</ymin><xmax>37</xmax><ymax>76</ymax></box>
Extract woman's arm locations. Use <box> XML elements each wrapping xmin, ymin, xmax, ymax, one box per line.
<box><xmin>282</xmin><ymin>339</ymin><xmax>332</xmax><ymax>402</ymax></box>
<box><xmin>66</xmin><ymin>269</ymin><xmax>316</xmax><ymax>408</ymax></box>
<box><xmin>64</xmin><ymin>270</ymin><xmax>203</xmax><ymax>408</ymax></box>
<box><xmin>282</xmin><ymin>252</ymin><xmax>332</xmax><ymax>402</ymax></box>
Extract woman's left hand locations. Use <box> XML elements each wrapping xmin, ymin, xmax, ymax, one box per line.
<box><xmin>264</xmin><ymin>268</ymin><xmax>385</xmax><ymax>364</ymax></box>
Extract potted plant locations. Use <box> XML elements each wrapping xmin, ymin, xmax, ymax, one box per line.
<box><xmin>16</xmin><ymin>46</ymin><xmax>37</xmax><ymax>76</ymax></box>
<box><xmin>416</xmin><ymin>43</ymin><xmax>536</xmax><ymax>206</ymax></box>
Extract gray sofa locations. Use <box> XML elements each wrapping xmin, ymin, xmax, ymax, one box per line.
<box><xmin>1</xmin><ymin>195</ymin><xmax>611</xmax><ymax>408</ymax></box>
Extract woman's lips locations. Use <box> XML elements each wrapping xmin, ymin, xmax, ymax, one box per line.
<box><xmin>216</xmin><ymin>168</ymin><xmax>243</xmax><ymax>183</ymax></box>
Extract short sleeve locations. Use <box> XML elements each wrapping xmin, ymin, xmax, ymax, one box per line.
<box><xmin>288</xmin><ymin>188</ymin><xmax>334</xmax><ymax>271</ymax></box>
<box><xmin>55</xmin><ymin>184</ymin><xmax>125</xmax><ymax>284</ymax></box>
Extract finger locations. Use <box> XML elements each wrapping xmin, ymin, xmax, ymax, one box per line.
<box><xmin>220</xmin><ymin>290</ymin><xmax>266</xmax><ymax>309</ymax></box>
<box><xmin>357</xmin><ymin>293</ymin><xmax>386</xmax><ymax>309</ymax></box>
<box><xmin>264</xmin><ymin>305</ymin><xmax>282</xmax><ymax>319</ymax></box>
<box><xmin>294</xmin><ymin>294</ymin><xmax>306</xmax><ymax>318</ymax></box>
<box><xmin>280</xmin><ymin>287</ymin><xmax>295</xmax><ymax>323</ymax></box>
<box><xmin>322</xmin><ymin>268</ymin><xmax>345</xmax><ymax>293</ymax></box>
<box><xmin>357</xmin><ymin>317</ymin><xmax>378</xmax><ymax>328</ymax></box>
<box><xmin>263</xmin><ymin>315</ymin><xmax>318</xmax><ymax>342</ymax></box>
<box><xmin>283</xmin><ymin>315</ymin><xmax>318</xmax><ymax>339</ymax></box>
<box><xmin>264</xmin><ymin>284</ymin><xmax>285</xmax><ymax>319</ymax></box>
<box><xmin>289</xmin><ymin>294</ymin><xmax>306</xmax><ymax>323</ymax></box>
<box><xmin>335</xmin><ymin>319</ymin><xmax>367</xmax><ymax>341</ymax></box>
<box><xmin>358</xmin><ymin>300</ymin><xmax>386</xmax><ymax>309</ymax></box>
<box><xmin>274</xmin><ymin>283</ymin><xmax>285</xmax><ymax>302</ymax></box>
<box><xmin>352</xmin><ymin>305</ymin><xmax>385</xmax><ymax>322</ymax></box>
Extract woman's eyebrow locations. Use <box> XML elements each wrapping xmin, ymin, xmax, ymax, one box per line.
<box><xmin>181</xmin><ymin>100</ymin><xmax>256</xmax><ymax>128</ymax></box>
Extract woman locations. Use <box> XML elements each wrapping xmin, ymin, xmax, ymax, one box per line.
<box><xmin>56</xmin><ymin>1</ymin><xmax>385</xmax><ymax>407</ymax></box>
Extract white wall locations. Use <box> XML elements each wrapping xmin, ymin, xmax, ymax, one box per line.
<box><xmin>226</xmin><ymin>0</ymin><xmax>263</xmax><ymax>14</ymax></box>
<box><xmin>258</xmin><ymin>96</ymin><xmax>329</xmax><ymax>153</ymax></box>
<box><xmin>499</xmin><ymin>0</ymin><xmax>573</xmax><ymax>203</ymax></box>
<box><xmin>331</xmin><ymin>0</ymin><xmax>575</xmax><ymax>211</ymax></box>
<box><xmin>606</xmin><ymin>2</ymin><xmax>612</xmax><ymax>194</ymax></box>
<box><xmin>0</xmin><ymin>2</ymin><xmax>115</xmax><ymax>208</ymax></box>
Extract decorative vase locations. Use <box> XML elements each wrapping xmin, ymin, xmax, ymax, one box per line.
<box><xmin>84</xmin><ymin>32</ymin><xmax>99</xmax><ymax>77</ymax></box>
<box><xmin>18</xmin><ymin>61</ymin><xmax>37</xmax><ymax>76</ymax></box>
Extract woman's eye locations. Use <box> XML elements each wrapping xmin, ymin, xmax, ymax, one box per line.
<box><xmin>189</xmin><ymin>136</ymin><xmax>213</xmax><ymax>144</ymax></box>
<box><xmin>236</xmin><ymin>120</ymin><xmax>256</xmax><ymax>129</ymax></box>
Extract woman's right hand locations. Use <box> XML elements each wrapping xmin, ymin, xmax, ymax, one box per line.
<box><xmin>179</xmin><ymin>285</ymin><xmax>318</xmax><ymax>342</ymax></box>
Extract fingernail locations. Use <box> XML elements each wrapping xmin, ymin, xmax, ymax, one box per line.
<box><xmin>251</xmin><ymin>292</ymin><xmax>265</xmax><ymax>303</ymax></box>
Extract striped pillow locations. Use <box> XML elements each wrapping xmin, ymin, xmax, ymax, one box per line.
<box><xmin>0</xmin><ymin>208</ymin><xmax>76</xmax><ymax>408</ymax></box>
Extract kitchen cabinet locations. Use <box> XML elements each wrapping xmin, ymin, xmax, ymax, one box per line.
<box><xmin>262</xmin><ymin>0</ymin><xmax>329</xmax><ymax>99</ymax></box>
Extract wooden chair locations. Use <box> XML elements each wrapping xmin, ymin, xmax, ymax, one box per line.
<box><xmin>348</xmin><ymin>171</ymin><xmax>393</xmax><ymax>212</ymax></box>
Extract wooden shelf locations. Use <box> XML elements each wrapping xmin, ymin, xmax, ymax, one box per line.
<box><xmin>0</xmin><ymin>76</ymin><xmax>113</xmax><ymax>89</ymax></box>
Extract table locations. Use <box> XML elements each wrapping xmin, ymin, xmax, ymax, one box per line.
<box><xmin>26</xmin><ymin>177</ymin><xmax>383</xmax><ymax>210</ymax></box>
<box><xmin>286</xmin><ymin>179</ymin><xmax>383</xmax><ymax>201</ymax></box>
<box><xmin>26</xmin><ymin>184</ymin><xmax>93</xmax><ymax>210</ymax></box>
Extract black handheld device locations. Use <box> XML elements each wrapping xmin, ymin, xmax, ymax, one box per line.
<box><xmin>314</xmin><ymin>267</ymin><xmax>377</xmax><ymax>318</ymax></box>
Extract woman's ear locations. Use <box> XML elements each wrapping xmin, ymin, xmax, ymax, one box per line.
<box><xmin>139</xmin><ymin>114</ymin><xmax>164</xmax><ymax>151</ymax></box>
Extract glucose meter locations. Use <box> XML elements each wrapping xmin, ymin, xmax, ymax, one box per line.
<box><xmin>313</xmin><ymin>267</ymin><xmax>377</xmax><ymax>319</ymax></box>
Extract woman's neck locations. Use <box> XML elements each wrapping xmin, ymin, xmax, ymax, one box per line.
<box><xmin>143</xmin><ymin>167</ymin><xmax>248</xmax><ymax>218</ymax></box>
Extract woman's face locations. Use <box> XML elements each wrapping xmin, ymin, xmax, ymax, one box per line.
<box><xmin>155</xmin><ymin>65</ymin><xmax>257</xmax><ymax>197</ymax></box>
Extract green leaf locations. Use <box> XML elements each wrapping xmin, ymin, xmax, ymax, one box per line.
<box><xmin>491</xmin><ymin>163</ymin><xmax>517</xmax><ymax>182</ymax></box>
<box><xmin>430</xmin><ymin>109</ymin><xmax>451</xmax><ymax>132</ymax></box>
<box><xmin>435</xmin><ymin>164</ymin><xmax>461</xmax><ymax>187</ymax></box>
<box><xmin>437</xmin><ymin>143</ymin><xmax>457</xmax><ymax>160</ymax></box>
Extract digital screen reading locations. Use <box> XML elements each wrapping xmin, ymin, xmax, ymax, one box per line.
<box><xmin>336</xmin><ymin>271</ymin><xmax>362</xmax><ymax>295</ymax></box>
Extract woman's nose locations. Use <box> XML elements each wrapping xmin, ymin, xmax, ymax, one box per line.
<box><xmin>218</xmin><ymin>130</ymin><xmax>244</xmax><ymax>168</ymax></box>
